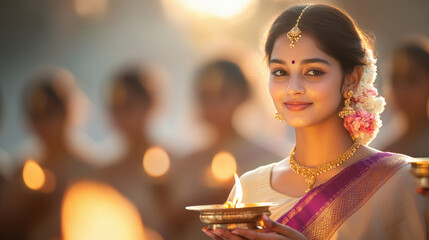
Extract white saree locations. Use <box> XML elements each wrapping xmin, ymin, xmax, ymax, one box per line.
<box><xmin>229</xmin><ymin>153</ymin><xmax>429</xmax><ymax>239</ymax></box>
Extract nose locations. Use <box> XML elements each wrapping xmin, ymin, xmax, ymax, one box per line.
<box><xmin>286</xmin><ymin>74</ymin><xmax>305</xmax><ymax>96</ymax></box>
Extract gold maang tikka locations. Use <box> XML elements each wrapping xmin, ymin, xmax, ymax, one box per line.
<box><xmin>287</xmin><ymin>4</ymin><xmax>311</xmax><ymax>48</ymax></box>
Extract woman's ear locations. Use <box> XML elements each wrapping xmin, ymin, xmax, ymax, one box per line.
<box><xmin>342</xmin><ymin>66</ymin><xmax>362</xmax><ymax>97</ymax></box>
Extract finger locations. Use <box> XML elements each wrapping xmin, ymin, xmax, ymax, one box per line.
<box><xmin>262</xmin><ymin>214</ymin><xmax>298</xmax><ymax>238</ymax></box>
<box><xmin>232</xmin><ymin>228</ymin><xmax>286</xmax><ymax>240</ymax></box>
<box><xmin>213</xmin><ymin>228</ymin><xmax>246</xmax><ymax>240</ymax></box>
<box><xmin>203</xmin><ymin>228</ymin><xmax>223</xmax><ymax>240</ymax></box>
<box><xmin>416</xmin><ymin>187</ymin><xmax>429</xmax><ymax>196</ymax></box>
<box><xmin>231</xmin><ymin>229</ymin><xmax>259</xmax><ymax>239</ymax></box>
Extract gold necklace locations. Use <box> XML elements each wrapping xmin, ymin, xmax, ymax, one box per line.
<box><xmin>289</xmin><ymin>141</ymin><xmax>361</xmax><ymax>193</ymax></box>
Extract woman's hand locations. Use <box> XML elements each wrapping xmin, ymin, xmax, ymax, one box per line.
<box><xmin>416</xmin><ymin>187</ymin><xmax>429</xmax><ymax>196</ymax></box>
<box><xmin>203</xmin><ymin>214</ymin><xmax>307</xmax><ymax>240</ymax></box>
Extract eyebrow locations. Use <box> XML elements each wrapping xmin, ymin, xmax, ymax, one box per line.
<box><xmin>302</xmin><ymin>58</ymin><xmax>330</xmax><ymax>66</ymax></box>
<box><xmin>269</xmin><ymin>58</ymin><xmax>331</xmax><ymax>66</ymax></box>
<box><xmin>268</xmin><ymin>59</ymin><xmax>286</xmax><ymax>65</ymax></box>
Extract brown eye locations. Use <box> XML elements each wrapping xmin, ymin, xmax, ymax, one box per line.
<box><xmin>306</xmin><ymin>70</ymin><xmax>324</xmax><ymax>76</ymax></box>
<box><xmin>272</xmin><ymin>70</ymin><xmax>288</xmax><ymax>77</ymax></box>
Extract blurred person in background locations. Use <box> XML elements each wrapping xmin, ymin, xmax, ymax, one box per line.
<box><xmin>99</xmin><ymin>62</ymin><xmax>172</xmax><ymax>239</ymax></box>
<box><xmin>0</xmin><ymin>68</ymin><xmax>95</xmax><ymax>240</ymax></box>
<box><xmin>384</xmin><ymin>37</ymin><xmax>429</xmax><ymax>157</ymax></box>
<box><xmin>171</xmin><ymin>60</ymin><xmax>281</xmax><ymax>239</ymax></box>
<box><xmin>0</xmin><ymin>92</ymin><xmax>11</xmax><ymax>205</ymax></box>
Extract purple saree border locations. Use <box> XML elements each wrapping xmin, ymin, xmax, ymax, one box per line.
<box><xmin>276</xmin><ymin>152</ymin><xmax>393</xmax><ymax>231</ymax></box>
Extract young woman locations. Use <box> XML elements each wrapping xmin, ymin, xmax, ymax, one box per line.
<box><xmin>204</xmin><ymin>4</ymin><xmax>429</xmax><ymax>240</ymax></box>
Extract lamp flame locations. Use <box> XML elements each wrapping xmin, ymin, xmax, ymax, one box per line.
<box><xmin>224</xmin><ymin>173</ymin><xmax>244</xmax><ymax>208</ymax></box>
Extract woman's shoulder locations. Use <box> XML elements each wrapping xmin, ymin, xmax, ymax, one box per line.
<box><xmin>372</xmin><ymin>152</ymin><xmax>423</xmax><ymax>198</ymax></box>
<box><xmin>367</xmin><ymin>153</ymin><xmax>429</xmax><ymax>231</ymax></box>
<box><xmin>233</xmin><ymin>159</ymin><xmax>290</xmax><ymax>203</ymax></box>
<box><xmin>240</xmin><ymin>159</ymin><xmax>286</xmax><ymax>183</ymax></box>
<box><xmin>365</xmin><ymin>150</ymin><xmax>413</xmax><ymax>181</ymax></box>
<box><xmin>359</xmin><ymin>146</ymin><xmax>412</xmax><ymax>166</ymax></box>
<box><xmin>376</xmin><ymin>151</ymin><xmax>415</xmax><ymax>173</ymax></box>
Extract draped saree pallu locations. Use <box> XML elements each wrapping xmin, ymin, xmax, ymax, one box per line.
<box><xmin>276</xmin><ymin>152</ymin><xmax>408</xmax><ymax>240</ymax></box>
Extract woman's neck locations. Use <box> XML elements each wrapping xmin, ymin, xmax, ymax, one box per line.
<box><xmin>294</xmin><ymin>115</ymin><xmax>354</xmax><ymax>167</ymax></box>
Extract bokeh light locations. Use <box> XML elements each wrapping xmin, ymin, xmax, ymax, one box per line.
<box><xmin>61</xmin><ymin>181</ymin><xmax>145</xmax><ymax>240</ymax></box>
<box><xmin>211</xmin><ymin>151</ymin><xmax>237</xmax><ymax>181</ymax></box>
<box><xmin>143</xmin><ymin>146</ymin><xmax>170</xmax><ymax>177</ymax></box>
<box><xmin>22</xmin><ymin>159</ymin><xmax>45</xmax><ymax>191</ymax></box>
<box><xmin>161</xmin><ymin>0</ymin><xmax>257</xmax><ymax>21</ymax></box>
<box><xmin>75</xmin><ymin>0</ymin><xmax>108</xmax><ymax>17</ymax></box>
<box><xmin>180</xmin><ymin>0</ymin><xmax>256</xmax><ymax>19</ymax></box>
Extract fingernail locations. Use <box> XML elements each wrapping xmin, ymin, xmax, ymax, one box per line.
<box><xmin>262</xmin><ymin>214</ymin><xmax>269</xmax><ymax>221</ymax></box>
<box><xmin>203</xmin><ymin>229</ymin><xmax>216</xmax><ymax>238</ymax></box>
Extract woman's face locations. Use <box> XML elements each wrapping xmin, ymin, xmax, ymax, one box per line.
<box><xmin>109</xmin><ymin>84</ymin><xmax>150</xmax><ymax>136</ymax></box>
<box><xmin>269</xmin><ymin>34</ymin><xmax>343</xmax><ymax>128</ymax></box>
<box><xmin>390</xmin><ymin>53</ymin><xmax>429</xmax><ymax>116</ymax></box>
<box><xmin>197</xmin><ymin>70</ymin><xmax>245</xmax><ymax>128</ymax></box>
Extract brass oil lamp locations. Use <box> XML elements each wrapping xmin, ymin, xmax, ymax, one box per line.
<box><xmin>410</xmin><ymin>158</ymin><xmax>429</xmax><ymax>189</ymax></box>
<box><xmin>186</xmin><ymin>173</ymin><xmax>276</xmax><ymax>230</ymax></box>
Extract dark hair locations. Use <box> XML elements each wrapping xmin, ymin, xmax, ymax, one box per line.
<box><xmin>265</xmin><ymin>4</ymin><xmax>373</xmax><ymax>76</ymax></box>
<box><xmin>109</xmin><ymin>64</ymin><xmax>153</xmax><ymax>108</ymax></box>
<box><xmin>393</xmin><ymin>40</ymin><xmax>429</xmax><ymax>74</ymax></box>
<box><xmin>196</xmin><ymin>60</ymin><xmax>250</xmax><ymax>95</ymax></box>
<box><xmin>24</xmin><ymin>69</ymin><xmax>72</xmax><ymax>119</ymax></box>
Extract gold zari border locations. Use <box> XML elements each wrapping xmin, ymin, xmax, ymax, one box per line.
<box><xmin>302</xmin><ymin>155</ymin><xmax>408</xmax><ymax>240</ymax></box>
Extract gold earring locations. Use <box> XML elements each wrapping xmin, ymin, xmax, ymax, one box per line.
<box><xmin>275</xmin><ymin>112</ymin><xmax>284</xmax><ymax>121</ymax></box>
<box><xmin>339</xmin><ymin>90</ymin><xmax>355</xmax><ymax>118</ymax></box>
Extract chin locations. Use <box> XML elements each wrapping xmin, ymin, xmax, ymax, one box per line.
<box><xmin>284</xmin><ymin>118</ymin><xmax>313</xmax><ymax>128</ymax></box>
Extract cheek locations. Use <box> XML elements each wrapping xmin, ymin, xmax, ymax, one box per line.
<box><xmin>268</xmin><ymin>81</ymin><xmax>284</xmax><ymax>112</ymax></box>
<box><xmin>269</xmin><ymin>79</ymin><xmax>283</xmax><ymax>101</ymax></box>
<box><xmin>310</xmin><ymin>80</ymin><xmax>342</xmax><ymax>111</ymax></box>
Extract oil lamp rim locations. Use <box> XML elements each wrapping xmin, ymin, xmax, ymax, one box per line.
<box><xmin>185</xmin><ymin>202</ymin><xmax>277</xmax><ymax>211</ymax></box>
<box><xmin>408</xmin><ymin>158</ymin><xmax>429</xmax><ymax>163</ymax></box>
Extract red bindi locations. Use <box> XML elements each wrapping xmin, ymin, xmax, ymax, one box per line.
<box><xmin>292</xmin><ymin>60</ymin><xmax>295</xmax><ymax>64</ymax></box>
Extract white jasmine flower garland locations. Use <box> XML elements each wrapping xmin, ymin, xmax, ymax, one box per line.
<box><xmin>344</xmin><ymin>49</ymin><xmax>386</xmax><ymax>145</ymax></box>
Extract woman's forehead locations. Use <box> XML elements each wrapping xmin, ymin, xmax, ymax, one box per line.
<box><xmin>270</xmin><ymin>34</ymin><xmax>333</xmax><ymax>64</ymax></box>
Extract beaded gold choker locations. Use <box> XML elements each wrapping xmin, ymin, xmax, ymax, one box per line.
<box><xmin>287</xmin><ymin>4</ymin><xmax>311</xmax><ymax>48</ymax></box>
<box><xmin>289</xmin><ymin>141</ymin><xmax>361</xmax><ymax>193</ymax></box>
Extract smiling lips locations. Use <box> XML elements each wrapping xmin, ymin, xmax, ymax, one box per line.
<box><xmin>284</xmin><ymin>101</ymin><xmax>313</xmax><ymax>111</ymax></box>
